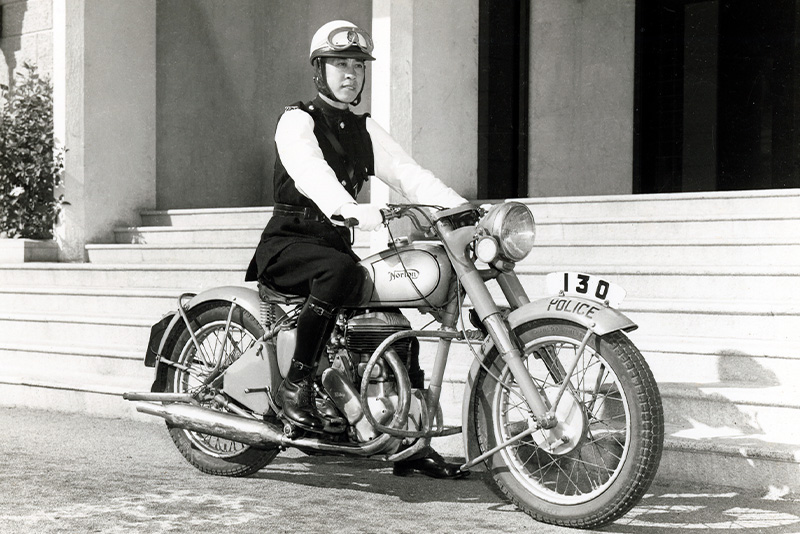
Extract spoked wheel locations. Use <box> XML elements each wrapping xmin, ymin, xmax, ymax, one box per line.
<box><xmin>473</xmin><ymin>320</ymin><xmax>663</xmax><ymax>529</ymax></box>
<box><xmin>164</xmin><ymin>302</ymin><xmax>279</xmax><ymax>476</ymax></box>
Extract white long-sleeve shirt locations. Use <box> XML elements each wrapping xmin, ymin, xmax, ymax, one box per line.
<box><xmin>274</xmin><ymin>108</ymin><xmax>467</xmax><ymax>218</ymax></box>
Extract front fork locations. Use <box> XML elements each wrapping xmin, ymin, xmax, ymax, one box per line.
<box><xmin>461</xmin><ymin>269</ymin><xmax>557</xmax><ymax>428</ymax></box>
<box><xmin>481</xmin><ymin>314</ymin><xmax>556</xmax><ymax>429</ymax></box>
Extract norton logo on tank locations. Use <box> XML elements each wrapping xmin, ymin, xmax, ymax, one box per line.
<box><xmin>389</xmin><ymin>269</ymin><xmax>419</xmax><ymax>281</ymax></box>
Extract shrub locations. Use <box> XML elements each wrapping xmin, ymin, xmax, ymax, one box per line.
<box><xmin>0</xmin><ymin>62</ymin><xmax>65</xmax><ymax>239</ymax></box>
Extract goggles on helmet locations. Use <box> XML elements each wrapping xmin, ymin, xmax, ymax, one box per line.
<box><xmin>326</xmin><ymin>26</ymin><xmax>374</xmax><ymax>55</ymax></box>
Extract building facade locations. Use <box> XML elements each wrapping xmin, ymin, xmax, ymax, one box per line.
<box><xmin>2</xmin><ymin>0</ymin><xmax>798</xmax><ymax>258</ymax></box>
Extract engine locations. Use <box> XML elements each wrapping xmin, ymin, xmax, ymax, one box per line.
<box><xmin>321</xmin><ymin>310</ymin><xmax>423</xmax><ymax>443</ymax></box>
<box><xmin>344</xmin><ymin>311</ymin><xmax>414</xmax><ymax>379</ymax></box>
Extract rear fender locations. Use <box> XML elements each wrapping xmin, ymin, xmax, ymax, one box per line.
<box><xmin>149</xmin><ymin>286</ymin><xmax>270</xmax><ymax>392</ymax></box>
<box><xmin>460</xmin><ymin>296</ymin><xmax>637</xmax><ymax>466</ymax></box>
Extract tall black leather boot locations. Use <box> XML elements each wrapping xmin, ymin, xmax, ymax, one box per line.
<box><xmin>406</xmin><ymin>338</ymin><xmax>425</xmax><ymax>389</ymax></box>
<box><xmin>277</xmin><ymin>296</ymin><xmax>337</xmax><ymax>432</ymax></box>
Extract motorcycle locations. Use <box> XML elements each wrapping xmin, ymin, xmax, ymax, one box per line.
<box><xmin>124</xmin><ymin>202</ymin><xmax>663</xmax><ymax>529</ymax></box>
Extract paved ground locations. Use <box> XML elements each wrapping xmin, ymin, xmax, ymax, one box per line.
<box><xmin>1</xmin><ymin>406</ymin><xmax>799</xmax><ymax>534</ymax></box>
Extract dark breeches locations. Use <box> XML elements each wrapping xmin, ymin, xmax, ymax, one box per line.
<box><xmin>263</xmin><ymin>241</ymin><xmax>365</xmax><ymax>308</ymax></box>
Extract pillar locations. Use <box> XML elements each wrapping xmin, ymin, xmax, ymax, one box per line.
<box><xmin>370</xmin><ymin>0</ymin><xmax>478</xmax><ymax>208</ymax></box>
<box><xmin>53</xmin><ymin>0</ymin><xmax>156</xmax><ymax>261</ymax></box>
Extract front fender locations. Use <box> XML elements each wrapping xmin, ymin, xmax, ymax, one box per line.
<box><xmin>150</xmin><ymin>285</ymin><xmax>267</xmax><ymax>392</ymax></box>
<box><xmin>460</xmin><ymin>296</ymin><xmax>637</xmax><ymax>466</ymax></box>
<box><xmin>507</xmin><ymin>296</ymin><xmax>637</xmax><ymax>336</ymax></box>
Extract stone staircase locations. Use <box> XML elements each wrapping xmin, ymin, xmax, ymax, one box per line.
<box><xmin>0</xmin><ymin>189</ymin><xmax>798</xmax><ymax>493</ymax></box>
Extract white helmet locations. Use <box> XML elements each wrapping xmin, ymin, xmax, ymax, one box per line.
<box><xmin>309</xmin><ymin>20</ymin><xmax>375</xmax><ymax>65</ymax></box>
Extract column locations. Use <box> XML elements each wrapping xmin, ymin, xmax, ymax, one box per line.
<box><xmin>53</xmin><ymin>0</ymin><xmax>156</xmax><ymax>261</ymax></box>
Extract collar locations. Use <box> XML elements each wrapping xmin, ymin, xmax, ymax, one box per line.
<box><xmin>311</xmin><ymin>95</ymin><xmax>351</xmax><ymax>119</ymax></box>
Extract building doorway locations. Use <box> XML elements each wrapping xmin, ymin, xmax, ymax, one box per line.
<box><xmin>634</xmin><ymin>0</ymin><xmax>800</xmax><ymax>193</ymax></box>
<box><xmin>477</xmin><ymin>0</ymin><xmax>529</xmax><ymax>200</ymax></box>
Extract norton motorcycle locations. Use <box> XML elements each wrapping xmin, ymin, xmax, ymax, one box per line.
<box><xmin>124</xmin><ymin>202</ymin><xmax>664</xmax><ymax>529</ymax></box>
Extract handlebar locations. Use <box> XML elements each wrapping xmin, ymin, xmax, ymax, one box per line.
<box><xmin>331</xmin><ymin>207</ymin><xmax>397</xmax><ymax>229</ymax></box>
<box><xmin>330</xmin><ymin>203</ymin><xmax>479</xmax><ymax>231</ymax></box>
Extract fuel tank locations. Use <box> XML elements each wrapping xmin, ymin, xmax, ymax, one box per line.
<box><xmin>359</xmin><ymin>243</ymin><xmax>453</xmax><ymax>308</ymax></box>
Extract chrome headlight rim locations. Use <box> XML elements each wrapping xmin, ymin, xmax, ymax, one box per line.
<box><xmin>479</xmin><ymin>202</ymin><xmax>535</xmax><ymax>262</ymax></box>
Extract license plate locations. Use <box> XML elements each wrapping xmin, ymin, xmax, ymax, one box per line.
<box><xmin>545</xmin><ymin>272</ymin><xmax>626</xmax><ymax>308</ymax></box>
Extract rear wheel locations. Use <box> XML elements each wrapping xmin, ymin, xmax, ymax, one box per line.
<box><xmin>473</xmin><ymin>321</ymin><xmax>663</xmax><ymax>528</ymax></box>
<box><xmin>164</xmin><ymin>302</ymin><xmax>279</xmax><ymax>476</ymax></box>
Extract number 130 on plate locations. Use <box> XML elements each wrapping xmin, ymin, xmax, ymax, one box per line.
<box><xmin>545</xmin><ymin>272</ymin><xmax>627</xmax><ymax>308</ymax></box>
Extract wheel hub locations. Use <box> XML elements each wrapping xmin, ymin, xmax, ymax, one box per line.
<box><xmin>530</xmin><ymin>386</ymin><xmax>586</xmax><ymax>455</ymax></box>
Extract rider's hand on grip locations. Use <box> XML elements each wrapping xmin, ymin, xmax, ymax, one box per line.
<box><xmin>339</xmin><ymin>203</ymin><xmax>385</xmax><ymax>232</ymax></box>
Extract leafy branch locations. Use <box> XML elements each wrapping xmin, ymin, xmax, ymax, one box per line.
<box><xmin>1</xmin><ymin>62</ymin><xmax>66</xmax><ymax>239</ymax></box>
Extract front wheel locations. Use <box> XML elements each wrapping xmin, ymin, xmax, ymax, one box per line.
<box><xmin>164</xmin><ymin>302</ymin><xmax>280</xmax><ymax>477</ymax></box>
<box><xmin>472</xmin><ymin>320</ymin><xmax>663</xmax><ymax>529</ymax></box>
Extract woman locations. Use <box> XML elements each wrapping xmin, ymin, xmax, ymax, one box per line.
<box><xmin>246</xmin><ymin>20</ymin><xmax>468</xmax><ymax>479</ymax></box>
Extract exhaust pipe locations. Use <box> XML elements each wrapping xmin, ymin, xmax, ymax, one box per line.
<box><xmin>123</xmin><ymin>392</ymin><xmax>195</xmax><ymax>403</ymax></box>
<box><xmin>133</xmin><ymin>401</ymin><xmax>395</xmax><ymax>456</ymax></box>
<box><xmin>136</xmin><ymin>402</ymin><xmax>288</xmax><ymax>448</ymax></box>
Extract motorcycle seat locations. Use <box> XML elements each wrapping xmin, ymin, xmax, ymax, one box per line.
<box><xmin>257</xmin><ymin>283</ymin><xmax>306</xmax><ymax>306</ymax></box>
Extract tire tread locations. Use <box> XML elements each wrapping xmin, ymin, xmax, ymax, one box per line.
<box><xmin>474</xmin><ymin>323</ymin><xmax>664</xmax><ymax>529</ymax></box>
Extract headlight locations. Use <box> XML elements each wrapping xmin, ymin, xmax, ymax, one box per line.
<box><xmin>479</xmin><ymin>202</ymin><xmax>535</xmax><ymax>262</ymax></box>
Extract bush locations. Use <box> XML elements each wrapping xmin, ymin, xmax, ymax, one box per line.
<box><xmin>0</xmin><ymin>62</ymin><xmax>65</xmax><ymax>239</ymax></box>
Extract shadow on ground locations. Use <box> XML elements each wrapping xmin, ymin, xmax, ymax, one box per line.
<box><xmin>606</xmin><ymin>483</ymin><xmax>800</xmax><ymax>534</ymax></box>
<box><xmin>251</xmin><ymin>453</ymin><xmax>505</xmax><ymax>506</ymax></box>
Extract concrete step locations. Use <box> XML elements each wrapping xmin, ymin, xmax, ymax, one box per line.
<box><xmin>633</xmin><ymin>337</ymin><xmax>799</xmax><ymax>388</ymax></box>
<box><xmin>660</xmin><ymin>382</ymin><xmax>800</xmax><ymax>443</ymax></box>
<box><xmin>399</xmin><ymin>307</ymin><xmax>799</xmax><ymax>379</ymax></box>
<box><xmin>2</xmin><ymin>262</ymin><xmax>794</xmax><ymax>303</ymax></box>
<box><xmin>112</xmin><ymin>224</ymin><xmax>377</xmax><ymax>248</ymax></box>
<box><xmin>621</xmin><ymin>299</ymin><xmax>798</xmax><ymax>342</ymax></box>
<box><xmin>0</xmin><ymin>374</ymin><xmax>145</xmax><ymax>419</ymax></box>
<box><xmin>85</xmin><ymin>243</ymin><xmax>374</xmax><ymax>265</ymax></box>
<box><xmin>140</xmin><ymin>206</ymin><xmax>273</xmax><ymax>227</ymax></box>
<box><xmin>524</xmin><ymin>240</ymin><xmax>800</xmax><ymax>267</ymax></box>
<box><xmin>3</xmin><ymin>320</ymin><xmax>793</xmax><ymax>396</ymax></box>
<box><xmin>113</xmin><ymin>225</ymin><xmax>263</xmax><ymax>245</ymax></box>
<box><xmin>115</xmin><ymin>214</ymin><xmax>800</xmax><ymax>246</ymax></box>
<box><xmin>660</xmin><ymin>432</ymin><xmax>800</xmax><ymax>493</ymax></box>
<box><xmin>514</xmin><ymin>264</ymin><xmax>797</xmax><ymax>301</ymax></box>
<box><xmin>0</xmin><ymin>285</ymin><xmax>184</xmax><ymax>317</ymax></box>
<box><xmin>411</xmin><ymin>300</ymin><xmax>798</xmax><ymax>359</ymax></box>
<box><xmin>0</xmin><ymin>264</ymin><xmax>253</xmax><ymax>289</ymax></box>
<box><xmin>418</xmin><ymin>337</ymin><xmax>799</xmax><ymax>389</ymax></box>
<box><xmin>0</xmin><ymin>342</ymin><xmax>147</xmax><ymax>381</ymax></box>
<box><xmin>0</xmin><ymin>311</ymin><xmax>153</xmax><ymax>351</ymax></box>
<box><xmin>136</xmin><ymin>190</ymin><xmax>800</xmax><ymax>229</ymax></box>
<box><xmin>458</xmin><ymin>295</ymin><xmax>797</xmax><ymax>341</ymax></box>
<box><xmin>520</xmin><ymin>189</ymin><xmax>800</xmax><ymax>220</ymax></box>
<box><xmin>534</xmin><ymin>214</ymin><xmax>800</xmax><ymax>242</ymax></box>
<box><xmin>86</xmin><ymin>239</ymin><xmax>800</xmax><ymax>267</ymax></box>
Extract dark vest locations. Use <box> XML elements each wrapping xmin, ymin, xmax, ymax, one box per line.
<box><xmin>244</xmin><ymin>97</ymin><xmax>375</xmax><ymax>283</ymax></box>
<box><xmin>273</xmin><ymin>96</ymin><xmax>375</xmax><ymax>214</ymax></box>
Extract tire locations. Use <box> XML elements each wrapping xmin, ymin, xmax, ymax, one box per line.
<box><xmin>472</xmin><ymin>320</ymin><xmax>663</xmax><ymax>529</ymax></box>
<box><xmin>164</xmin><ymin>301</ymin><xmax>280</xmax><ymax>477</ymax></box>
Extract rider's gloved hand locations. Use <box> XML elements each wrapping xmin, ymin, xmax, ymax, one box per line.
<box><xmin>339</xmin><ymin>203</ymin><xmax>385</xmax><ymax>232</ymax></box>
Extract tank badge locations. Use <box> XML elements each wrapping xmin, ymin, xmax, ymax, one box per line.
<box><xmin>389</xmin><ymin>269</ymin><xmax>419</xmax><ymax>282</ymax></box>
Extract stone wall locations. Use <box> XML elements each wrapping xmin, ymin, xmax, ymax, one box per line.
<box><xmin>155</xmin><ymin>0</ymin><xmax>372</xmax><ymax>210</ymax></box>
<box><xmin>529</xmin><ymin>0</ymin><xmax>636</xmax><ymax>197</ymax></box>
<box><xmin>0</xmin><ymin>0</ymin><xmax>52</xmax><ymax>87</ymax></box>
